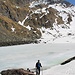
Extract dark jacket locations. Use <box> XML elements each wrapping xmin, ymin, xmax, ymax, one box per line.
<box><xmin>36</xmin><ymin>62</ymin><xmax>42</xmax><ymax>69</ymax></box>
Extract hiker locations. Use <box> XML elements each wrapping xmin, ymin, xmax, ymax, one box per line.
<box><xmin>35</xmin><ymin>60</ymin><xmax>42</xmax><ymax>75</ymax></box>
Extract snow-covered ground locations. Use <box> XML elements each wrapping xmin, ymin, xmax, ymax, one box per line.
<box><xmin>43</xmin><ymin>60</ymin><xmax>75</xmax><ymax>75</ymax></box>
<box><xmin>0</xmin><ymin>43</ymin><xmax>75</xmax><ymax>75</ymax></box>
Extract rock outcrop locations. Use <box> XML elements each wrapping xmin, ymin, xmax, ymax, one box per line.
<box><xmin>61</xmin><ymin>56</ymin><xmax>75</xmax><ymax>65</ymax></box>
<box><xmin>0</xmin><ymin>68</ymin><xmax>35</xmax><ymax>75</ymax></box>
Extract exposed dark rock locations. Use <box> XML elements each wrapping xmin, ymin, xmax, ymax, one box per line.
<box><xmin>67</xmin><ymin>15</ymin><xmax>72</xmax><ymax>24</ymax></box>
<box><xmin>61</xmin><ymin>56</ymin><xmax>75</xmax><ymax>65</ymax></box>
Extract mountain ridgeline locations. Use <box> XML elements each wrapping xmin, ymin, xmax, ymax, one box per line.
<box><xmin>0</xmin><ymin>0</ymin><xmax>74</xmax><ymax>46</ymax></box>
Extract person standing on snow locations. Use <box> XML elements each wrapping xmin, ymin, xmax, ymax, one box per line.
<box><xmin>35</xmin><ymin>60</ymin><xmax>42</xmax><ymax>75</ymax></box>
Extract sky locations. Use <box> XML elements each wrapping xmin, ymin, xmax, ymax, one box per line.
<box><xmin>66</xmin><ymin>0</ymin><xmax>75</xmax><ymax>5</ymax></box>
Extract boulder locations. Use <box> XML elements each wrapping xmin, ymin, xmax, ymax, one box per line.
<box><xmin>61</xmin><ymin>56</ymin><xmax>75</xmax><ymax>65</ymax></box>
<box><xmin>0</xmin><ymin>68</ymin><xmax>35</xmax><ymax>75</ymax></box>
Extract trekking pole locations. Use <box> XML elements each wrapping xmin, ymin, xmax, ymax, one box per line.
<box><xmin>42</xmin><ymin>67</ymin><xmax>43</xmax><ymax>75</ymax></box>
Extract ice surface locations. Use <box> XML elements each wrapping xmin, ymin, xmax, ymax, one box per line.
<box><xmin>0</xmin><ymin>43</ymin><xmax>75</xmax><ymax>72</ymax></box>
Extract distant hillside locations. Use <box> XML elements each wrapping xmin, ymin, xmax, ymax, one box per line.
<box><xmin>0</xmin><ymin>0</ymin><xmax>75</xmax><ymax>46</ymax></box>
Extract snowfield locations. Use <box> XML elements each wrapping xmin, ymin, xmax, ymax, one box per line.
<box><xmin>43</xmin><ymin>60</ymin><xmax>75</xmax><ymax>75</ymax></box>
<box><xmin>0</xmin><ymin>43</ymin><xmax>75</xmax><ymax>75</ymax></box>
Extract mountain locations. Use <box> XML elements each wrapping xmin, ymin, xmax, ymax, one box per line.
<box><xmin>0</xmin><ymin>0</ymin><xmax>75</xmax><ymax>46</ymax></box>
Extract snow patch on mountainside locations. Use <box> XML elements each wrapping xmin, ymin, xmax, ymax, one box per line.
<box><xmin>18</xmin><ymin>15</ymin><xmax>29</xmax><ymax>26</ymax></box>
<box><xmin>18</xmin><ymin>15</ymin><xmax>32</xmax><ymax>31</ymax></box>
<box><xmin>29</xmin><ymin>0</ymin><xmax>48</xmax><ymax>8</ymax></box>
<box><xmin>11</xmin><ymin>26</ymin><xmax>15</xmax><ymax>32</ymax></box>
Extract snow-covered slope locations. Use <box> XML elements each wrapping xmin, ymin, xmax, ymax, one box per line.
<box><xmin>22</xmin><ymin>0</ymin><xmax>75</xmax><ymax>44</ymax></box>
<box><xmin>43</xmin><ymin>60</ymin><xmax>75</xmax><ymax>75</ymax></box>
<box><xmin>36</xmin><ymin>3</ymin><xmax>75</xmax><ymax>43</ymax></box>
<box><xmin>17</xmin><ymin>0</ymin><xmax>75</xmax><ymax>44</ymax></box>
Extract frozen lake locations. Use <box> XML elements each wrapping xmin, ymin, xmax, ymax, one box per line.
<box><xmin>0</xmin><ymin>43</ymin><xmax>75</xmax><ymax>72</ymax></box>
